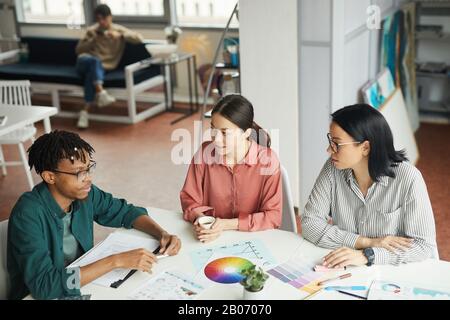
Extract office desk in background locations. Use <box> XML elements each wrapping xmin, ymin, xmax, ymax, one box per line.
<box><xmin>149</xmin><ymin>53</ymin><xmax>199</xmax><ymax>125</ymax></box>
<box><xmin>0</xmin><ymin>105</ymin><xmax>57</xmax><ymax>136</ymax></box>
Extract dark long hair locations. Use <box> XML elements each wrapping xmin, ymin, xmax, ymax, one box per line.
<box><xmin>331</xmin><ymin>104</ymin><xmax>408</xmax><ymax>182</ymax></box>
<box><xmin>211</xmin><ymin>94</ymin><xmax>271</xmax><ymax>147</ymax></box>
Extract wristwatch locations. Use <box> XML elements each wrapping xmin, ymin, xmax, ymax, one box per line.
<box><xmin>363</xmin><ymin>247</ymin><xmax>375</xmax><ymax>266</ymax></box>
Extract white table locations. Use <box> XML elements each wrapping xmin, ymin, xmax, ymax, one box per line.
<box><xmin>75</xmin><ymin>207</ymin><xmax>450</xmax><ymax>300</ymax></box>
<box><xmin>0</xmin><ymin>105</ymin><xmax>57</xmax><ymax>136</ymax></box>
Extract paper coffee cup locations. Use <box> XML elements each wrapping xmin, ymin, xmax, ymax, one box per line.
<box><xmin>197</xmin><ymin>216</ymin><xmax>216</xmax><ymax>229</ymax></box>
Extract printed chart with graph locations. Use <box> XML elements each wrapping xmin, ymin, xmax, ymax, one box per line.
<box><xmin>267</xmin><ymin>258</ymin><xmax>323</xmax><ymax>294</ymax></box>
<box><xmin>190</xmin><ymin>239</ymin><xmax>277</xmax><ymax>271</ymax></box>
<box><xmin>128</xmin><ymin>270</ymin><xmax>204</xmax><ymax>300</ymax></box>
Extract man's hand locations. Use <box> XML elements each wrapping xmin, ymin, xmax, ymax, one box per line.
<box><xmin>131</xmin><ymin>215</ymin><xmax>181</xmax><ymax>256</ymax></box>
<box><xmin>322</xmin><ymin>247</ymin><xmax>368</xmax><ymax>268</ymax></box>
<box><xmin>159</xmin><ymin>231</ymin><xmax>181</xmax><ymax>255</ymax></box>
<box><xmin>105</xmin><ymin>30</ymin><xmax>123</xmax><ymax>39</ymax></box>
<box><xmin>112</xmin><ymin>248</ymin><xmax>157</xmax><ymax>273</ymax></box>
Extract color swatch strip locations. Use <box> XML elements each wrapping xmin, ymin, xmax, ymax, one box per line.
<box><xmin>267</xmin><ymin>260</ymin><xmax>322</xmax><ymax>294</ymax></box>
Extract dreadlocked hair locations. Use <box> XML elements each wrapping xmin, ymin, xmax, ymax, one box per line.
<box><xmin>27</xmin><ymin>130</ymin><xmax>95</xmax><ymax>174</ymax></box>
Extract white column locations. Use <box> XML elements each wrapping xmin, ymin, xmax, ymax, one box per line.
<box><xmin>298</xmin><ymin>0</ymin><xmax>334</xmax><ymax>210</ymax></box>
<box><xmin>239</xmin><ymin>0</ymin><xmax>300</xmax><ymax>207</ymax></box>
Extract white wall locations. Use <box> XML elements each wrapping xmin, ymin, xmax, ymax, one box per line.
<box><xmin>298</xmin><ymin>0</ymin><xmax>333</xmax><ymax>210</ymax></box>
<box><xmin>339</xmin><ymin>0</ymin><xmax>403</xmax><ymax>109</ymax></box>
<box><xmin>296</xmin><ymin>0</ymin><xmax>411</xmax><ymax>211</ymax></box>
<box><xmin>341</xmin><ymin>0</ymin><xmax>373</xmax><ymax>109</ymax></box>
<box><xmin>239</xmin><ymin>0</ymin><xmax>300</xmax><ymax>207</ymax></box>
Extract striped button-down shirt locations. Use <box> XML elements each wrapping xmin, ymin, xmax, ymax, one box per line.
<box><xmin>301</xmin><ymin>158</ymin><xmax>437</xmax><ymax>265</ymax></box>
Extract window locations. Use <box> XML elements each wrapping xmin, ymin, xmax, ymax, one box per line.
<box><xmin>99</xmin><ymin>0</ymin><xmax>165</xmax><ymax>17</ymax></box>
<box><xmin>175</xmin><ymin>0</ymin><xmax>238</xmax><ymax>28</ymax></box>
<box><xmin>16</xmin><ymin>0</ymin><xmax>85</xmax><ymax>25</ymax></box>
<box><xmin>15</xmin><ymin>0</ymin><xmax>239</xmax><ymax>29</ymax></box>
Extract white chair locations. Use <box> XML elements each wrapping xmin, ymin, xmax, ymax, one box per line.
<box><xmin>433</xmin><ymin>247</ymin><xmax>440</xmax><ymax>260</ymax></box>
<box><xmin>0</xmin><ymin>219</ymin><xmax>10</xmax><ymax>300</ymax></box>
<box><xmin>0</xmin><ymin>80</ymin><xmax>36</xmax><ymax>190</ymax></box>
<box><xmin>280</xmin><ymin>165</ymin><xmax>298</xmax><ymax>233</ymax></box>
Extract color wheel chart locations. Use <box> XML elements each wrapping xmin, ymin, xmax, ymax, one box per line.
<box><xmin>190</xmin><ymin>239</ymin><xmax>276</xmax><ymax>271</ymax></box>
<box><xmin>204</xmin><ymin>257</ymin><xmax>254</xmax><ymax>284</ymax></box>
<box><xmin>267</xmin><ymin>258</ymin><xmax>322</xmax><ymax>294</ymax></box>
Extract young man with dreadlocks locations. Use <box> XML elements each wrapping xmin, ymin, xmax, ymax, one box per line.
<box><xmin>7</xmin><ymin>130</ymin><xmax>181</xmax><ymax>300</ymax></box>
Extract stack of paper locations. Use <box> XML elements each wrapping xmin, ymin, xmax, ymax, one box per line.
<box><xmin>69</xmin><ymin>233</ymin><xmax>160</xmax><ymax>287</ymax></box>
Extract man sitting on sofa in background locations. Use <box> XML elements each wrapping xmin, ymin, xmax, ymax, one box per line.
<box><xmin>75</xmin><ymin>4</ymin><xmax>144</xmax><ymax>129</ymax></box>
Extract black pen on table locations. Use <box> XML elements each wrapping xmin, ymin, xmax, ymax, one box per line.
<box><xmin>110</xmin><ymin>246</ymin><xmax>162</xmax><ymax>288</ymax></box>
<box><xmin>336</xmin><ymin>290</ymin><xmax>367</xmax><ymax>300</ymax></box>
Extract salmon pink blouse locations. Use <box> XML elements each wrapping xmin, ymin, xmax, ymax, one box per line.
<box><xmin>180</xmin><ymin>140</ymin><xmax>282</xmax><ymax>231</ymax></box>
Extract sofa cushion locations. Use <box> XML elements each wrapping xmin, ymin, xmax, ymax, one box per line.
<box><xmin>0</xmin><ymin>63</ymin><xmax>82</xmax><ymax>85</ymax></box>
<box><xmin>21</xmin><ymin>37</ymin><xmax>153</xmax><ymax>69</ymax></box>
<box><xmin>0</xmin><ymin>63</ymin><xmax>161</xmax><ymax>88</ymax></box>
<box><xmin>0</xmin><ymin>37</ymin><xmax>161</xmax><ymax>88</ymax></box>
<box><xmin>117</xmin><ymin>42</ymin><xmax>152</xmax><ymax>69</ymax></box>
<box><xmin>104</xmin><ymin>65</ymin><xmax>161</xmax><ymax>88</ymax></box>
<box><xmin>21</xmin><ymin>37</ymin><xmax>79</xmax><ymax>66</ymax></box>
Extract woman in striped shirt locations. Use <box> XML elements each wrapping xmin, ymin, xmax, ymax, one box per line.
<box><xmin>180</xmin><ymin>94</ymin><xmax>282</xmax><ymax>243</ymax></box>
<box><xmin>301</xmin><ymin>104</ymin><xmax>437</xmax><ymax>267</ymax></box>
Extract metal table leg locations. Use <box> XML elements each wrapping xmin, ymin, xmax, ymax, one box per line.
<box><xmin>170</xmin><ymin>55</ymin><xmax>199</xmax><ymax>125</ymax></box>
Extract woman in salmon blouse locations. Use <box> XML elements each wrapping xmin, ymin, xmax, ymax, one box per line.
<box><xmin>180</xmin><ymin>94</ymin><xmax>282</xmax><ymax>243</ymax></box>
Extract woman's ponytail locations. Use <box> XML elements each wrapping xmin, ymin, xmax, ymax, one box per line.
<box><xmin>212</xmin><ymin>94</ymin><xmax>271</xmax><ymax>148</ymax></box>
<box><xmin>251</xmin><ymin>121</ymin><xmax>271</xmax><ymax>148</ymax></box>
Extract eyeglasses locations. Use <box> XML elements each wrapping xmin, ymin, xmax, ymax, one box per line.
<box><xmin>53</xmin><ymin>161</ymin><xmax>96</xmax><ymax>182</ymax></box>
<box><xmin>327</xmin><ymin>133</ymin><xmax>361</xmax><ymax>153</ymax></box>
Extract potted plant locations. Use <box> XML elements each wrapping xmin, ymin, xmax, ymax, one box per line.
<box><xmin>240</xmin><ymin>265</ymin><xmax>269</xmax><ymax>300</ymax></box>
<box><xmin>164</xmin><ymin>25</ymin><xmax>183</xmax><ymax>44</ymax></box>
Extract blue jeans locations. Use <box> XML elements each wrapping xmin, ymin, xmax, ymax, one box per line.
<box><xmin>76</xmin><ymin>55</ymin><xmax>105</xmax><ymax>103</ymax></box>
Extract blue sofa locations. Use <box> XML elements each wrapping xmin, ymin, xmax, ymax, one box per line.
<box><xmin>0</xmin><ymin>37</ymin><xmax>168</xmax><ymax>123</ymax></box>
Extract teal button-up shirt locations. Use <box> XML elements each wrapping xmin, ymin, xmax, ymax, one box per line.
<box><xmin>7</xmin><ymin>182</ymin><xmax>148</xmax><ymax>300</ymax></box>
